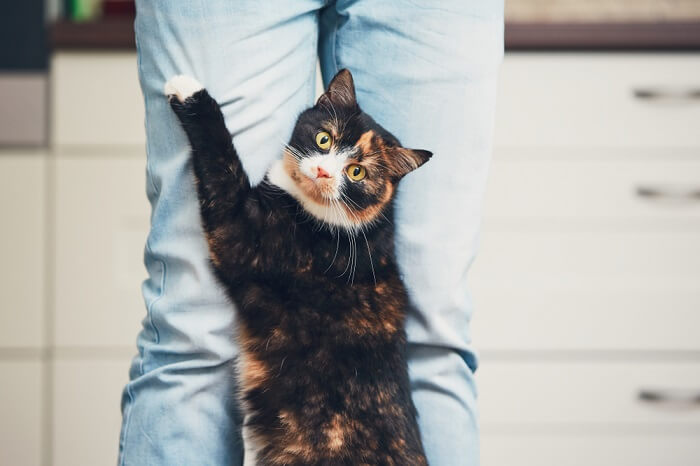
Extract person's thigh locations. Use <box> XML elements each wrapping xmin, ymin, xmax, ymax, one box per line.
<box><xmin>119</xmin><ymin>1</ymin><xmax>320</xmax><ymax>464</ymax></box>
<box><xmin>319</xmin><ymin>1</ymin><xmax>504</xmax><ymax>464</ymax></box>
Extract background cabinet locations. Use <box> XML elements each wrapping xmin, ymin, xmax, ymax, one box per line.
<box><xmin>474</xmin><ymin>53</ymin><xmax>700</xmax><ymax>465</ymax></box>
<box><xmin>0</xmin><ymin>51</ymin><xmax>698</xmax><ymax>465</ymax></box>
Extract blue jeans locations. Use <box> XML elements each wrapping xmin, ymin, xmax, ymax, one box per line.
<box><xmin>119</xmin><ymin>1</ymin><xmax>503</xmax><ymax>464</ymax></box>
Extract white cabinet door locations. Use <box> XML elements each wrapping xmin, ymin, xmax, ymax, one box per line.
<box><xmin>0</xmin><ymin>153</ymin><xmax>45</xmax><ymax>348</ymax></box>
<box><xmin>53</xmin><ymin>357</ymin><xmax>130</xmax><ymax>466</ymax></box>
<box><xmin>54</xmin><ymin>155</ymin><xmax>149</xmax><ymax>348</ymax></box>
<box><xmin>478</xmin><ymin>361</ymin><xmax>700</xmax><ymax>427</ymax></box>
<box><xmin>52</xmin><ymin>52</ymin><xmax>145</xmax><ymax>146</ymax></box>
<box><xmin>0</xmin><ymin>360</ymin><xmax>42</xmax><ymax>466</ymax></box>
<box><xmin>496</xmin><ymin>53</ymin><xmax>700</xmax><ymax>148</ymax></box>
<box><xmin>482</xmin><ymin>432</ymin><xmax>700</xmax><ymax>466</ymax></box>
<box><xmin>483</xmin><ymin>154</ymin><xmax>700</xmax><ymax>223</ymax></box>
<box><xmin>471</xmin><ymin>230</ymin><xmax>700</xmax><ymax>351</ymax></box>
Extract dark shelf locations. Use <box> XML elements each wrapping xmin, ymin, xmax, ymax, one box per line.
<box><xmin>506</xmin><ymin>21</ymin><xmax>700</xmax><ymax>50</ymax></box>
<box><xmin>50</xmin><ymin>19</ymin><xmax>700</xmax><ymax>51</ymax></box>
<box><xmin>51</xmin><ymin>18</ymin><xmax>135</xmax><ymax>50</ymax></box>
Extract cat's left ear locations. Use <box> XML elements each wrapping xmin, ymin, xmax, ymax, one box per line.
<box><xmin>316</xmin><ymin>69</ymin><xmax>358</xmax><ymax>109</ymax></box>
<box><xmin>393</xmin><ymin>148</ymin><xmax>433</xmax><ymax>178</ymax></box>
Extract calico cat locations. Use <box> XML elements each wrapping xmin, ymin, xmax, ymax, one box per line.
<box><xmin>165</xmin><ymin>69</ymin><xmax>431</xmax><ymax>466</ymax></box>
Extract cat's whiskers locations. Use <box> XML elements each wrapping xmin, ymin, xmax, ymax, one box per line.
<box><xmin>331</xmin><ymin>198</ymin><xmax>354</xmax><ymax>281</ymax></box>
<box><xmin>361</xmin><ymin>229</ymin><xmax>377</xmax><ymax>286</ymax></box>
<box><xmin>341</xmin><ymin>190</ymin><xmax>392</xmax><ymax>226</ymax></box>
<box><xmin>282</xmin><ymin>144</ymin><xmax>305</xmax><ymax>162</ymax></box>
<box><xmin>338</xmin><ymin>192</ymin><xmax>362</xmax><ymax>211</ymax></box>
<box><xmin>346</xmin><ymin>231</ymin><xmax>357</xmax><ymax>285</ymax></box>
<box><xmin>333</xmin><ymin>195</ymin><xmax>366</xmax><ymax>285</ymax></box>
<box><xmin>323</xmin><ymin>227</ymin><xmax>342</xmax><ymax>274</ymax></box>
<box><xmin>327</xmin><ymin>198</ymin><xmax>356</xmax><ymax>281</ymax></box>
<box><xmin>336</xmin><ymin>194</ymin><xmax>378</xmax><ymax>286</ymax></box>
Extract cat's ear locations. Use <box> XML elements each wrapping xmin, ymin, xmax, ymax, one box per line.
<box><xmin>316</xmin><ymin>69</ymin><xmax>358</xmax><ymax>109</ymax></box>
<box><xmin>392</xmin><ymin>148</ymin><xmax>433</xmax><ymax>178</ymax></box>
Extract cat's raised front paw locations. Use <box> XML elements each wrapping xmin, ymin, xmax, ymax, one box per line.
<box><xmin>164</xmin><ymin>75</ymin><xmax>204</xmax><ymax>103</ymax></box>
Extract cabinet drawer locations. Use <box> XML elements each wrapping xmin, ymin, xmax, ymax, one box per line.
<box><xmin>472</xmin><ymin>287</ymin><xmax>700</xmax><ymax>351</ymax></box>
<box><xmin>52</xmin><ymin>52</ymin><xmax>144</xmax><ymax>146</ymax></box>
<box><xmin>496</xmin><ymin>54</ymin><xmax>700</xmax><ymax>148</ymax></box>
<box><xmin>484</xmin><ymin>154</ymin><xmax>700</xmax><ymax>222</ymax></box>
<box><xmin>54</xmin><ymin>155</ymin><xmax>149</xmax><ymax>347</ymax></box>
<box><xmin>482</xmin><ymin>433</ymin><xmax>700</xmax><ymax>466</ymax></box>
<box><xmin>471</xmin><ymin>231</ymin><xmax>700</xmax><ymax>351</ymax></box>
<box><xmin>0</xmin><ymin>154</ymin><xmax>45</xmax><ymax>348</ymax></box>
<box><xmin>478</xmin><ymin>361</ymin><xmax>700</xmax><ymax>426</ymax></box>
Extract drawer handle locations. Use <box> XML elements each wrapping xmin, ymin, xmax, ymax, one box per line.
<box><xmin>638</xmin><ymin>389</ymin><xmax>700</xmax><ymax>405</ymax></box>
<box><xmin>636</xmin><ymin>185</ymin><xmax>700</xmax><ymax>201</ymax></box>
<box><xmin>633</xmin><ymin>88</ymin><xmax>700</xmax><ymax>102</ymax></box>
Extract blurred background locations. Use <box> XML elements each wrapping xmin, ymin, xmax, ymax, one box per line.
<box><xmin>1</xmin><ymin>1</ymin><xmax>699</xmax><ymax>465</ymax></box>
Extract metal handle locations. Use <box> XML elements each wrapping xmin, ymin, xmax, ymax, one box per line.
<box><xmin>638</xmin><ymin>388</ymin><xmax>700</xmax><ymax>405</ymax></box>
<box><xmin>634</xmin><ymin>88</ymin><xmax>700</xmax><ymax>102</ymax></box>
<box><xmin>636</xmin><ymin>185</ymin><xmax>700</xmax><ymax>201</ymax></box>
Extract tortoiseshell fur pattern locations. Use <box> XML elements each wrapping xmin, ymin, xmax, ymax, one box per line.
<box><xmin>166</xmin><ymin>70</ymin><xmax>431</xmax><ymax>466</ymax></box>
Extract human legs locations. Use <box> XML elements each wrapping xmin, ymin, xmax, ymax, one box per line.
<box><xmin>119</xmin><ymin>1</ymin><xmax>320</xmax><ymax>464</ymax></box>
<box><xmin>319</xmin><ymin>1</ymin><xmax>504</xmax><ymax>463</ymax></box>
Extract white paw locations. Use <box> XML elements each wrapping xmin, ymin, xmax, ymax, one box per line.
<box><xmin>164</xmin><ymin>75</ymin><xmax>204</xmax><ymax>103</ymax></box>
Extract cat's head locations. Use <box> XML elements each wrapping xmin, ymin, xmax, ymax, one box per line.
<box><xmin>275</xmin><ymin>69</ymin><xmax>432</xmax><ymax>230</ymax></box>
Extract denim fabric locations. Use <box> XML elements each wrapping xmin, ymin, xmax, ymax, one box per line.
<box><xmin>119</xmin><ymin>1</ymin><xmax>503</xmax><ymax>465</ymax></box>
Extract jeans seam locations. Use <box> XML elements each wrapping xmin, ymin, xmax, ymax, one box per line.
<box><xmin>330</xmin><ymin>8</ymin><xmax>341</xmax><ymax>76</ymax></box>
<box><xmin>139</xmin><ymin>241</ymin><xmax>165</xmax><ymax>378</ymax></box>
<box><xmin>134</xmin><ymin>11</ymin><xmax>160</xmax><ymax>199</ymax></box>
<box><xmin>118</xmin><ymin>383</ymin><xmax>135</xmax><ymax>466</ymax></box>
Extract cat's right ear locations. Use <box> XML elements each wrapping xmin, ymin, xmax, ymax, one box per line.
<box><xmin>391</xmin><ymin>148</ymin><xmax>433</xmax><ymax>178</ymax></box>
<box><xmin>316</xmin><ymin>69</ymin><xmax>358</xmax><ymax>109</ymax></box>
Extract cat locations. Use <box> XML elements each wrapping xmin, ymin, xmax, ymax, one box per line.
<box><xmin>165</xmin><ymin>69</ymin><xmax>431</xmax><ymax>466</ymax></box>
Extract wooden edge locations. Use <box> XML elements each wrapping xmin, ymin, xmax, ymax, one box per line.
<box><xmin>50</xmin><ymin>19</ymin><xmax>700</xmax><ymax>51</ymax></box>
<box><xmin>506</xmin><ymin>21</ymin><xmax>700</xmax><ymax>50</ymax></box>
<box><xmin>50</xmin><ymin>18</ymin><xmax>135</xmax><ymax>50</ymax></box>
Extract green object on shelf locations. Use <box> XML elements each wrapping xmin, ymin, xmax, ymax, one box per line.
<box><xmin>66</xmin><ymin>0</ymin><xmax>101</xmax><ymax>22</ymax></box>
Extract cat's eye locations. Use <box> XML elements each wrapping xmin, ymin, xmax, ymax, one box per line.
<box><xmin>315</xmin><ymin>131</ymin><xmax>332</xmax><ymax>150</ymax></box>
<box><xmin>346</xmin><ymin>164</ymin><xmax>366</xmax><ymax>181</ymax></box>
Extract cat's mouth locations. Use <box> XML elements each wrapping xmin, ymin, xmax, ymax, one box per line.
<box><xmin>301</xmin><ymin>171</ymin><xmax>339</xmax><ymax>201</ymax></box>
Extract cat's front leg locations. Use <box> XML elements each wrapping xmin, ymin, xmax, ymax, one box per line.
<box><xmin>165</xmin><ymin>76</ymin><xmax>255</xmax><ymax>274</ymax></box>
<box><xmin>165</xmin><ymin>75</ymin><xmax>251</xmax><ymax>217</ymax></box>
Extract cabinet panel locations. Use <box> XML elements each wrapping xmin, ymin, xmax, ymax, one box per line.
<box><xmin>0</xmin><ymin>154</ymin><xmax>45</xmax><ymax>348</ymax></box>
<box><xmin>54</xmin><ymin>156</ymin><xmax>148</xmax><ymax>347</ymax></box>
<box><xmin>482</xmin><ymin>433</ymin><xmax>700</xmax><ymax>466</ymax></box>
<box><xmin>478</xmin><ymin>361</ymin><xmax>700</xmax><ymax>426</ymax></box>
<box><xmin>471</xmin><ymin>230</ymin><xmax>700</xmax><ymax>350</ymax></box>
<box><xmin>484</xmin><ymin>156</ymin><xmax>700</xmax><ymax>222</ymax></box>
<box><xmin>496</xmin><ymin>54</ymin><xmax>700</xmax><ymax>148</ymax></box>
<box><xmin>53</xmin><ymin>358</ymin><xmax>129</xmax><ymax>466</ymax></box>
<box><xmin>52</xmin><ymin>52</ymin><xmax>144</xmax><ymax>146</ymax></box>
<box><xmin>0</xmin><ymin>360</ymin><xmax>42</xmax><ymax>466</ymax></box>
<box><xmin>472</xmin><ymin>286</ymin><xmax>700</xmax><ymax>351</ymax></box>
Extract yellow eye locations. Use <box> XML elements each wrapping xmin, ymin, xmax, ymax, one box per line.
<box><xmin>346</xmin><ymin>164</ymin><xmax>366</xmax><ymax>181</ymax></box>
<box><xmin>315</xmin><ymin>131</ymin><xmax>332</xmax><ymax>150</ymax></box>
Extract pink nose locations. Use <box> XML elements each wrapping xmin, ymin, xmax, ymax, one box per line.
<box><xmin>316</xmin><ymin>166</ymin><xmax>331</xmax><ymax>179</ymax></box>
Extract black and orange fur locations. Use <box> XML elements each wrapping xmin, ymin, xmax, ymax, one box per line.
<box><xmin>167</xmin><ymin>70</ymin><xmax>431</xmax><ymax>466</ymax></box>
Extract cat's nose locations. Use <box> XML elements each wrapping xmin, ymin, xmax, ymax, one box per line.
<box><xmin>315</xmin><ymin>166</ymin><xmax>331</xmax><ymax>179</ymax></box>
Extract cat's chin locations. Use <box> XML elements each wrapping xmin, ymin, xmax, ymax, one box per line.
<box><xmin>298</xmin><ymin>177</ymin><xmax>339</xmax><ymax>204</ymax></box>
